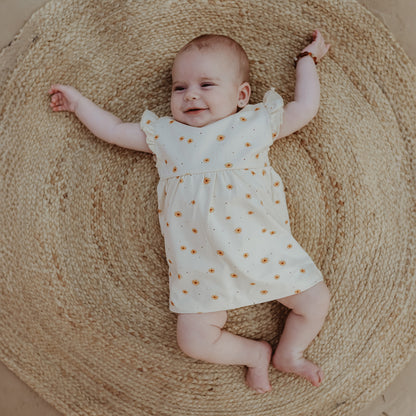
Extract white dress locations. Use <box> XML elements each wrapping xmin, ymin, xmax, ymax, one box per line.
<box><xmin>141</xmin><ymin>89</ymin><xmax>323</xmax><ymax>314</ymax></box>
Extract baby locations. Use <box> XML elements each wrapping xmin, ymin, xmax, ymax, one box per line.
<box><xmin>49</xmin><ymin>30</ymin><xmax>331</xmax><ymax>394</ymax></box>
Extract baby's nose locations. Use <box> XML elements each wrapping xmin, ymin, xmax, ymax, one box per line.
<box><xmin>185</xmin><ymin>87</ymin><xmax>199</xmax><ymax>101</ymax></box>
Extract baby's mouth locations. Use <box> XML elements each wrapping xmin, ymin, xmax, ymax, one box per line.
<box><xmin>185</xmin><ymin>108</ymin><xmax>207</xmax><ymax>114</ymax></box>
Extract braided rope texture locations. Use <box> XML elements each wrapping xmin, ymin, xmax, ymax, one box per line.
<box><xmin>0</xmin><ymin>0</ymin><xmax>415</xmax><ymax>415</ymax></box>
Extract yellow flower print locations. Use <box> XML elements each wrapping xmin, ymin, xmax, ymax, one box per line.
<box><xmin>209</xmin><ymin>207</ymin><xmax>215</xmax><ymax>213</ymax></box>
<box><xmin>169</xmin><ymin>120</ymin><xmax>174</xmax><ymax>124</ymax></box>
<box><xmin>179</xmin><ymin>136</ymin><xmax>185</xmax><ymax>141</ymax></box>
<box><xmin>275</xmin><ymin>200</ymin><xmax>280</xmax><ymax>204</ymax></box>
<box><xmin>154</xmin><ymin>135</ymin><xmax>159</xmax><ymax>140</ymax></box>
<box><xmin>225</xmin><ymin>216</ymin><xmax>231</xmax><ymax>220</ymax></box>
<box><xmin>203</xmin><ymin>158</ymin><xmax>210</xmax><ymax>163</ymax></box>
<box><xmin>279</xmin><ymin>260</ymin><xmax>286</xmax><ymax>266</ymax></box>
<box><xmin>226</xmin><ymin>184</ymin><xmax>233</xmax><ymax>190</ymax></box>
<box><xmin>191</xmin><ymin>200</ymin><xmax>196</xmax><ymax>205</ymax></box>
<box><xmin>211</xmin><ymin>295</ymin><xmax>219</xmax><ymax>300</ymax></box>
<box><xmin>180</xmin><ymin>246</ymin><xmax>186</xmax><ymax>250</ymax></box>
<box><xmin>217</xmin><ymin>135</ymin><xmax>225</xmax><ymax>141</ymax></box>
<box><xmin>230</xmin><ymin>273</ymin><xmax>238</xmax><ymax>278</ymax></box>
<box><xmin>187</xmin><ymin>138</ymin><xmax>193</xmax><ymax>143</ymax></box>
<box><xmin>248</xmin><ymin>211</ymin><xmax>254</xmax><ymax>215</ymax></box>
<box><xmin>192</xmin><ymin>228</ymin><xmax>198</xmax><ymax>233</ymax></box>
<box><xmin>217</xmin><ymin>250</ymin><xmax>224</xmax><ymax>256</ymax></box>
<box><xmin>240</xmin><ymin>117</ymin><xmax>247</xmax><ymax>122</ymax></box>
<box><xmin>295</xmin><ymin>290</ymin><xmax>301</xmax><ymax>294</ymax></box>
<box><xmin>273</xmin><ymin>181</ymin><xmax>280</xmax><ymax>187</ymax></box>
<box><xmin>174</xmin><ymin>211</ymin><xmax>182</xmax><ymax>217</ymax></box>
<box><xmin>250</xmin><ymin>282</ymin><xmax>256</xmax><ymax>286</ymax></box>
<box><xmin>274</xmin><ymin>274</ymin><xmax>280</xmax><ymax>279</ymax></box>
<box><xmin>300</xmin><ymin>268</ymin><xmax>306</xmax><ymax>273</ymax></box>
<box><xmin>270</xmin><ymin>231</ymin><xmax>276</xmax><ymax>235</ymax></box>
<box><xmin>192</xmin><ymin>280</ymin><xmax>200</xmax><ymax>286</ymax></box>
<box><xmin>146</xmin><ymin>120</ymin><xmax>151</xmax><ymax>125</ymax></box>
<box><xmin>172</xmin><ymin>166</ymin><xmax>177</xmax><ymax>173</ymax></box>
<box><xmin>243</xmin><ymin>253</ymin><xmax>249</xmax><ymax>258</ymax></box>
<box><xmin>234</xmin><ymin>227</ymin><xmax>242</xmax><ymax>233</ymax></box>
<box><xmin>183</xmin><ymin>290</ymin><xmax>188</xmax><ymax>294</ymax></box>
<box><xmin>261</xmin><ymin>257</ymin><xmax>269</xmax><ymax>263</ymax></box>
<box><xmin>225</xmin><ymin>163</ymin><xmax>233</xmax><ymax>168</ymax></box>
<box><xmin>287</xmin><ymin>244</ymin><xmax>293</xmax><ymax>249</ymax></box>
<box><xmin>203</xmin><ymin>177</ymin><xmax>211</xmax><ymax>184</ymax></box>
<box><xmin>255</xmin><ymin>107</ymin><xmax>260</xmax><ymax>111</ymax></box>
<box><xmin>255</xmin><ymin>153</ymin><xmax>259</xmax><ymax>159</ymax></box>
<box><xmin>245</xmin><ymin>142</ymin><xmax>251</xmax><ymax>147</ymax></box>
<box><xmin>260</xmin><ymin>290</ymin><xmax>268</xmax><ymax>295</ymax></box>
<box><xmin>246</xmin><ymin>194</ymin><xmax>251</xmax><ymax>199</ymax></box>
<box><xmin>262</xmin><ymin>228</ymin><xmax>267</xmax><ymax>233</ymax></box>
<box><xmin>190</xmin><ymin>249</ymin><xmax>197</xmax><ymax>254</ymax></box>
<box><xmin>208</xmin><ymin>268</ymin><xmax>215</xmax><ymax>273</ymax></box>
<box><xmin>178</xmin><ymin>274</ymin><xmax>182</xmax><ymax>279</ymax></box>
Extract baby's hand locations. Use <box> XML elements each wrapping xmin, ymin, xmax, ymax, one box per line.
<box><xmin>302</xmin><ymin>30</ymin><xmax>331</xmax><ymax>62</ymax></box>
<box><xmin>49</xmin><ymin>84</ymin><xmax>82</xmax><ymax>113</ymax></box>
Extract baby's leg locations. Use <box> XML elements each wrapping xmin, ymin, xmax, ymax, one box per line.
<box><xmin>272</xmin><ymin>281</ymin><xmax>330</xmax><ymax>386</ymax></box>
<box><xmin>177</xmin><ymin>311</ymin><xmax>272</xmax><ymax>393</ymax></box>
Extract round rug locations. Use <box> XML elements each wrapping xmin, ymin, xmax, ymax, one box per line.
<box><xmin>0</xmin><ymin>0</ymin><xmax>415</xmax><ymax>415</ymax></box>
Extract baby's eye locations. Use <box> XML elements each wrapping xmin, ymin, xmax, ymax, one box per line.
<box><xmin>201</xmin><ymin>82</ymin><xmax>214</xmax><ymax>88</ymax></box>
<box><xmin>173</xmin><ymin>86</ymin><xmax>185</xmax><ymax>91</ymax></box>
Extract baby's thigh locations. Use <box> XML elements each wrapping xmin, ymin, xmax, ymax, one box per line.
<box><xmin>177</xmin><ymin>310</ymin><xmax>227</xmax><ymax>333</ymax></box>
<box><xmin>278</xmin><ymin>282</ymin><xmax>330</xmax><ymax>317</ymax></box>
<box><xmin>176</xmin><ymin>310</ymin><xmax>227</xmax><ymax>347</ymax></box>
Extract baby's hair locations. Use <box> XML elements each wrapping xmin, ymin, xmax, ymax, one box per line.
<box><xmin>178</xmin><ymin>34</ymin><xmax>250</xmax><ymax>83</ymax></box>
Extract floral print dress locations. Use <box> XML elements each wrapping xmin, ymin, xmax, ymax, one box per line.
<box><xmin>140</xmin><ymin>89</ymin><xmax>323</xmax><ymax>313</ymax></box>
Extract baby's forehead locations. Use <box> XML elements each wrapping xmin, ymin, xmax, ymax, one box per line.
<box><xmin>174</xmin><ymin>37</ymin><xmax>249</xmax><ymax>82</ymax></box>
<box><xmin>173</xmin><ymin>45</ymin><xmax>242</xmax><ymax>73</ymax></box>
<box><xmin>172</xmin><ymin>49</ymin><xmax>242</xmax><ymax>86</ymax></box>
<box><xmin>176</xmin><ymin>43</ymin><xmax>235</xmax><ymax>62</ymax></box>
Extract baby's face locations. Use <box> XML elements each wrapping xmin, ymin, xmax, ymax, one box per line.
<box><xmin>171</xmin><ymin>47</ymin><xmax>248</xmax><ymax>127</ymax></box>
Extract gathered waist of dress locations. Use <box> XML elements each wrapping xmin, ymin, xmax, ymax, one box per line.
<box><xmin>159</xmin><ymin>162</ymin><xmax>271</xmax><ymax>180</ymax></box>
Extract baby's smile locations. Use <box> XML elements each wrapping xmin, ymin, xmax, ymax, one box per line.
<box><xmin>185</xmin><ymin>107</ymin><xmax>208</xmax><ymax>114</ymax></box>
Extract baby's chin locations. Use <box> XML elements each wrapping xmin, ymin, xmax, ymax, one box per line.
<box><xmin>172</xmin><ymin>111</ymin><xmax>235</xmax><ymax>128</ymax></box>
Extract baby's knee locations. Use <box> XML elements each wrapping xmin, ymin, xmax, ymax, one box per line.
<box><xmin>290</xmin><ymin>282</ymin><xmax>330</xmax><ymax>320</ymax></box>
<box><xmin>306</xmin><ymin>282</ymin><xmax>330</xmax><ymax>319</ymax></box>
<box><xmin>176</xmin><ymin>312</ymin><xmax>225</xmax><ymax>359</ymax></box>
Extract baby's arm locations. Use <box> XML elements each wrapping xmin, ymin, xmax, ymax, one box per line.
<box><xmin>49</xmin><ymin>85</ymin><xmax>152</xmax><ymax>153</ymax></box>
<box><xmin>276</xmin><ymin>30</ymin><xmax>330</xmax><ymax>140</ymax></box>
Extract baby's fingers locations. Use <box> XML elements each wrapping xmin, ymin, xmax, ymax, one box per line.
<box><xmin>48</xmin><ymin>84</ymin><xmax>67</xmax><ymax>95</ymax></box>
<box><xmin>50</xmin><ymin>103</ymin><xmax>65</xmax><ymax>112</ymax></box>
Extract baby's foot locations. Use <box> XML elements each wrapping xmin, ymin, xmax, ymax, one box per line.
<box><xmin>272</xmin><ymin>350</ymin><xmax>323</xmax><ymax>387</ymax></box>
<box><xmin>246</xmin><ymin>341</ymin><xmax>272</xmax><ymax>394</ymax></box>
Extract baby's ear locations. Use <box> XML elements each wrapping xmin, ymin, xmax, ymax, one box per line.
<box><xmin>238</xmin><ymin>82</ymin><xmax>251</xmax><ymax>108</ymax></box>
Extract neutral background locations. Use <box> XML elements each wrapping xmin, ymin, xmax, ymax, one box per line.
<box><xmin>0</xmin><ymin>0</ymin><xmax>415</xmax><ymax>415</ymax></box>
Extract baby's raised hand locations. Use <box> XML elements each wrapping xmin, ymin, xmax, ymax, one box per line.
<box><xmin>302</xmin><ymin>30</ymin><xmax>331</xmax><ymax>62</ymax></box>
<box><xmin>49</xmin><ymin>84</ymin><xmax>82</xmax><ymax>113</ymax></box>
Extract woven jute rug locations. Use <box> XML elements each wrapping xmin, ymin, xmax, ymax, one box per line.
<box><xmin>0</xmin><ymin>0</ymin><xmax>415</xmax><ymax>415</ymax></box>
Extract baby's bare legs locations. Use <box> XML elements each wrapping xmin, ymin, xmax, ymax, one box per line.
<box><xmin>272</xmin><ymin>281</ymin><xmax>330</xmax><ymax>386</ymax></box>
<box><xmin>177</xmin><ymin>311</ymin><xmax>272</xmax><ymax>393</ymax></box>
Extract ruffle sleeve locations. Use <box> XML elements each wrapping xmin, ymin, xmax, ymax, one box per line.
<box><xmin>263</xmin><ymin>88</ymin><xmax>284</xmax><ymax>138</ymax></box>
<box><xmin>140</xmin><ymin>110</ymin><xmax>160</xmax><ymax>154</ymax></box>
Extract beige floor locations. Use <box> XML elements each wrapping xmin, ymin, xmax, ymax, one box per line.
<box><xmin>0</xmin><ymin>0</ymin><xmax>415</xmax><ymax>415</ymax></box>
